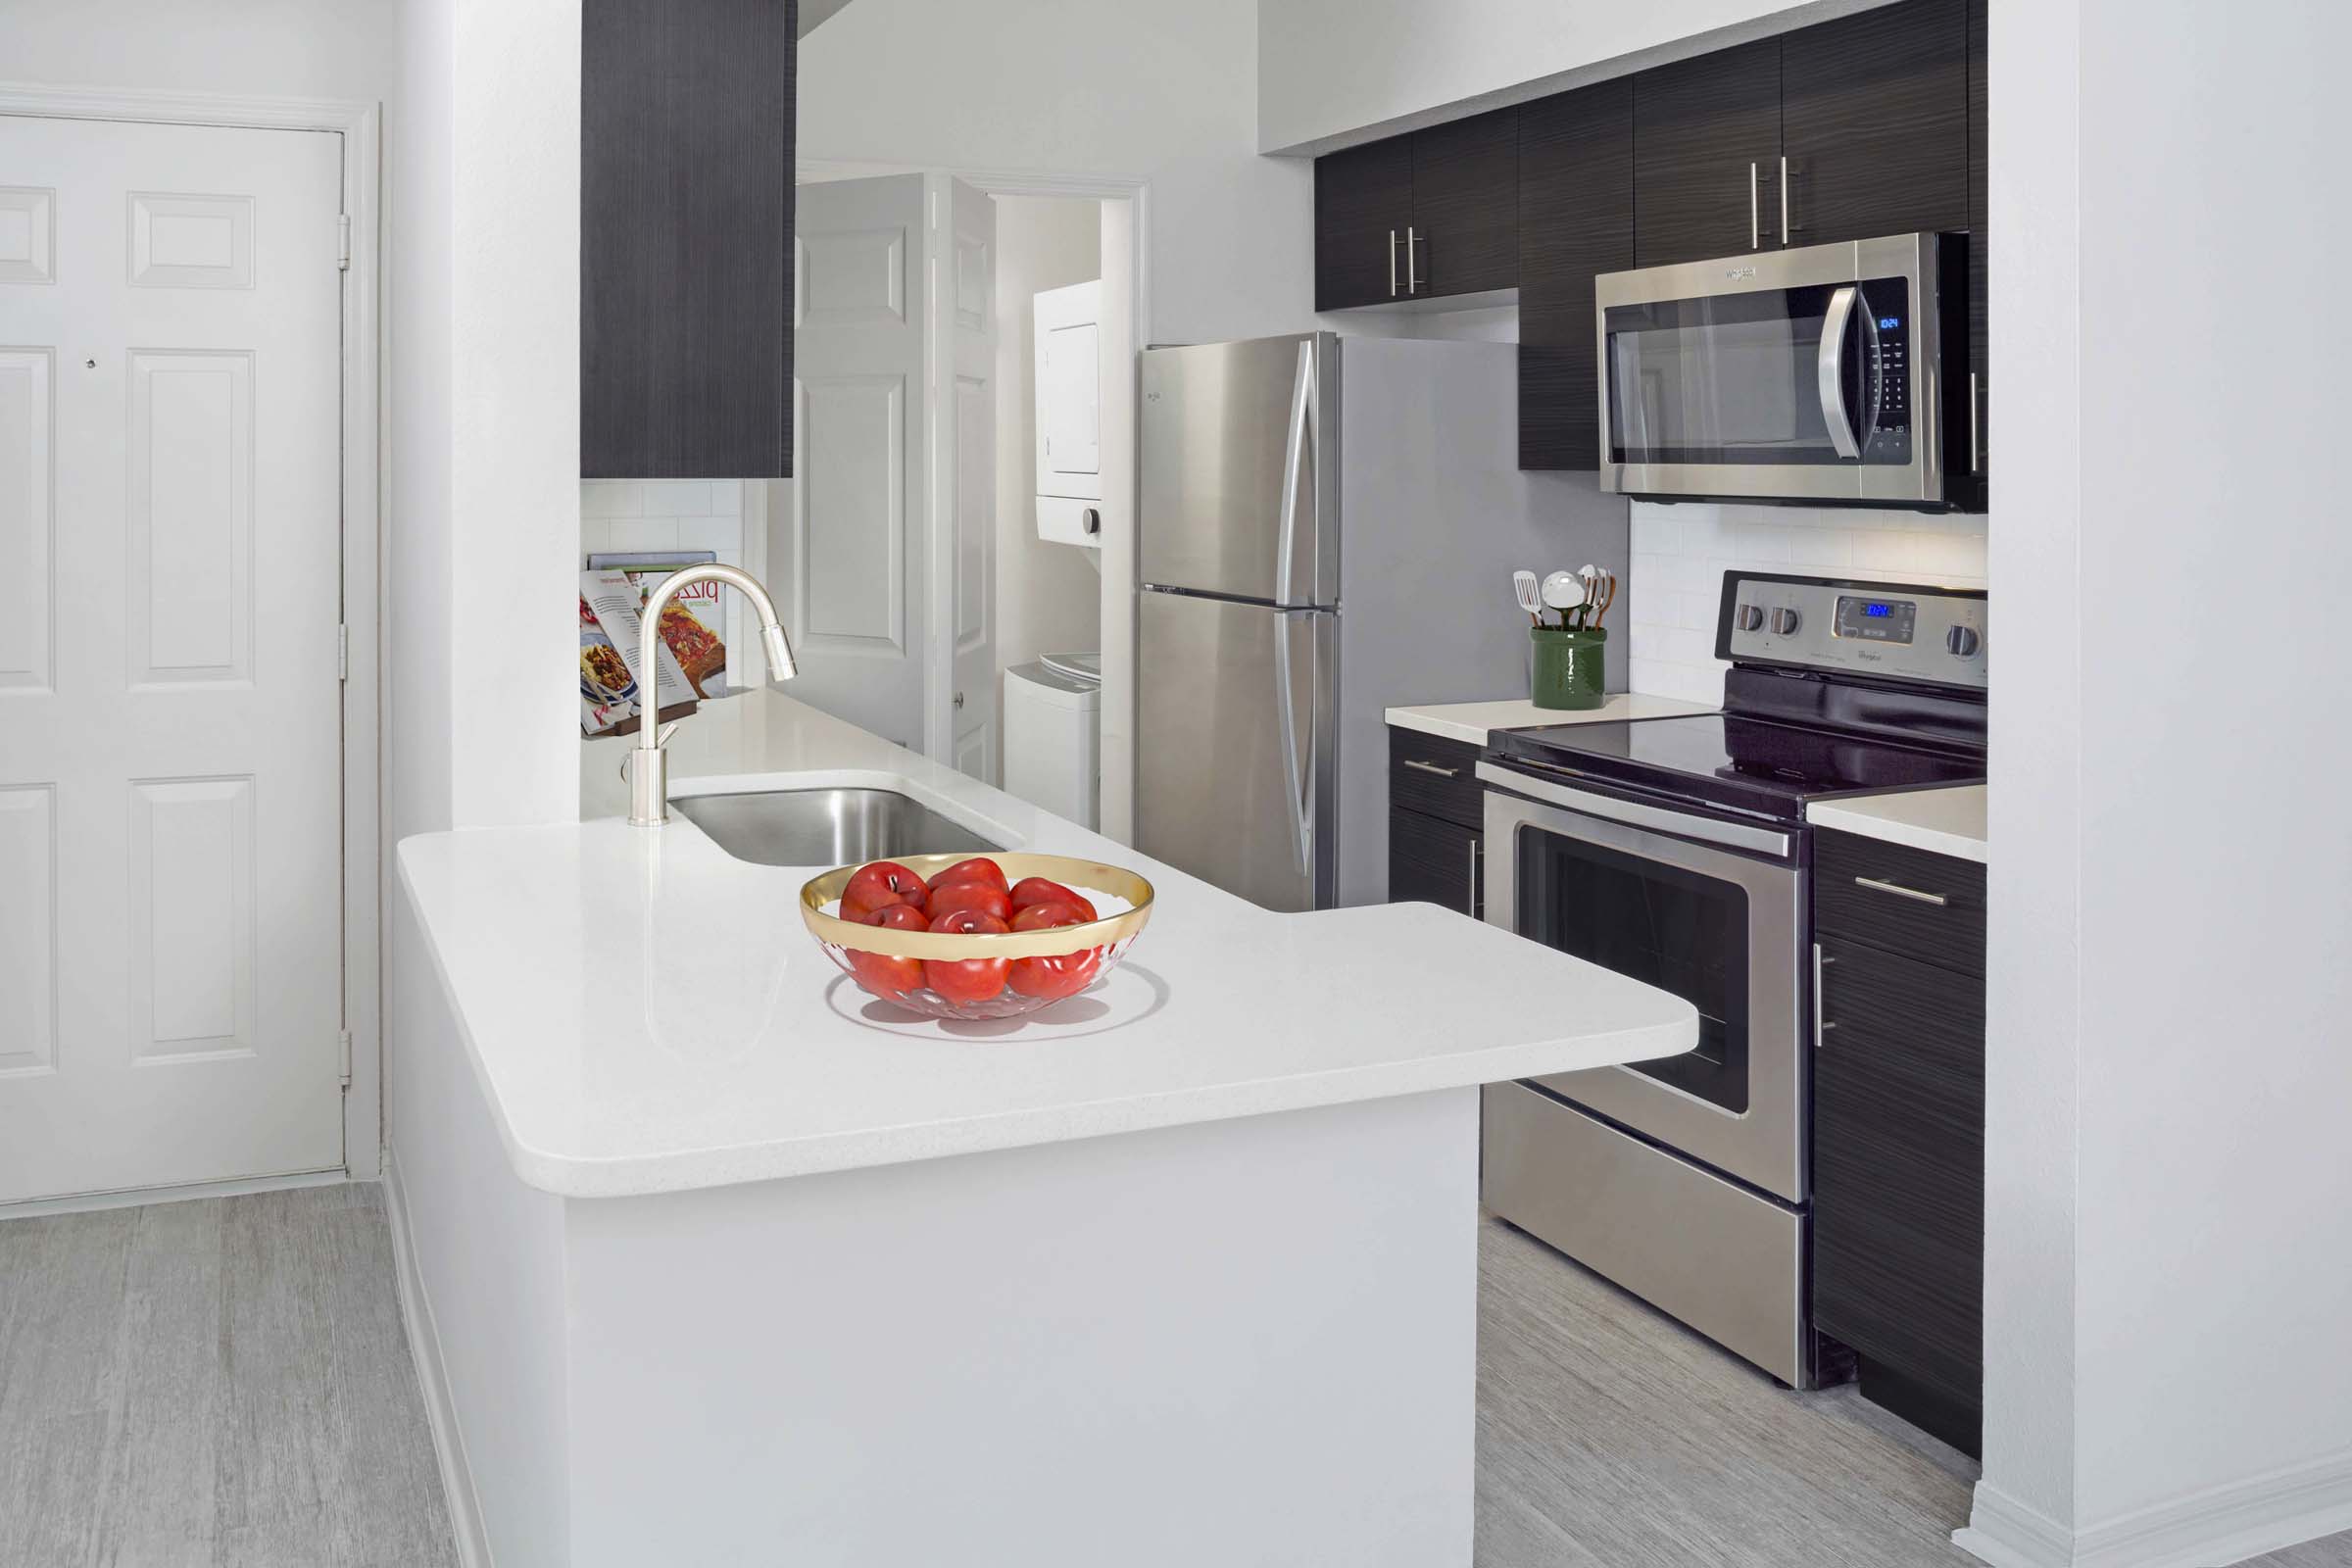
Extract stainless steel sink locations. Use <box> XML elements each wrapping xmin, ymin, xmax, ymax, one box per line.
<box><xmin>671</xmin><ymin>787</ymin><xmax>1003</xmax><ymax>867</ymax></box>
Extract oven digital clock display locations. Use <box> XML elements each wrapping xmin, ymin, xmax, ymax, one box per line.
<box><xmin>1835</xmin><ymin>595</ymin><xmax>1918</xmax><ymax>644</ymax></box>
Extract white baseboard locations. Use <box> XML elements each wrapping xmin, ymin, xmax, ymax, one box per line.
<box><xmin>0</xmin><ymin>1166</ymin><xmax>345</xmax><ymax>1220</ymax></box>
<box><xmin>385</xmin><ymin>1150</ymin><xmax>493</xmax><ymax>1568</ymax></box>
<box><xmin>1958</xmin><ymin>1451</ymin><xmax>2352</xmax><ymax>1568</ymax></box>
<box><xmin>1956</xmin><ymin>1483</ymin><xmax>2077</xmax><ymax>1568</ymax></box>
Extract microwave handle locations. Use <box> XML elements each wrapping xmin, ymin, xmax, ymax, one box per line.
<box><xmin>1818</xmin><ymin>283</ymin><xmax>1862</xmax><ymax>460</ymax></box>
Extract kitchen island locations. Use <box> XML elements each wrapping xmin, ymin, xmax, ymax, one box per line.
<box><xmin>391</xmin><ymin>693</ymin><xmax>1694</xmax><ymax>1568</ymax></box>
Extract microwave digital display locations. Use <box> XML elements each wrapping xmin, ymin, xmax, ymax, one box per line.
<box><xmin>1835</xmin><ymin>595</ymin><xmax>1917</xmax><ymax>644</ymax></box>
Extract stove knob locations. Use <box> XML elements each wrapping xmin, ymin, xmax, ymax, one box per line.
<box><xmin>1735</xmin><ymin>604</ymin><xmax>1764</xmax><ymax>632</ymax></box>
<box><xmin>1771</xmin><ymin>608</ymin><xmax>1802</xmax><ymax>636</ymax></box>
<box><xmin>1946</xmin><ymin>624</ymin><xmax>1981</xmax><ymax>658</ymax></box>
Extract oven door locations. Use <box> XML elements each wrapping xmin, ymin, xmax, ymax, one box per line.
<box><xmin>1481</xmin><ymin>764</ymin><xmax>1805</xmax><ymax>1203</ymax></box>
<box><xmin>1595</xmin><ymin>231</ymin><xmax>1945</xmax><ymax>508</ymax></box>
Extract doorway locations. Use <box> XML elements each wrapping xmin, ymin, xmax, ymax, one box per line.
<box><xmin>0</xmin><ymin>108</ymin><xmax>368</xmax><ymax>1205</ymax></box>
<box><xmin>768</xmin><ymin>172</ymin><xmax>1136</xmax><ymax>839</ymax></box>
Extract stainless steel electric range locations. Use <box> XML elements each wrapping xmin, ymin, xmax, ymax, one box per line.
<box><xmin>1477</xmin><ymin>570</ymin><xmax>1987</xmax><ymax>1388</ymax></box>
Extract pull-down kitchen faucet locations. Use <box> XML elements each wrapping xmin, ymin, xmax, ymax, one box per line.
<box><xmin>630</xmin><ymin>564</ymin><xmax>797</xmax><ymax>827</ymax></box>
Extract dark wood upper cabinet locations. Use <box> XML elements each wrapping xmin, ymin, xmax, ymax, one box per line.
<box><xmin>1780</xmin><ymin>0</ymin><xmax>1969</xmax><ymax>247</ymax></box>
<box><xmin>581</xmin><ymin>0</ymin><xmax>797</xmax><ymax>479</ymax></box>
<box><xmin>1315</xmin><ymin>110</ymin><xmax>1516</xmax><ymax>310</ymax></box>
<box><xmin>1315</xmin><ymin>138</ymin><xmax>1415</xmax><ymax>311</ymax></box>
<box><xmin>1517</xmin><ymin>78</ymin><xmax>1633</xmax><ymax>470</ymax></box>
<box><xmin>1631</xmin><ymin>37</ymin><xmax>1785</xmax><ymax>267</ymax></box>
<box><xmin>1409</xmin><ymin>108</ymin><xmax>1519</xmax><ymax>298</ymax></box>
<box><xmin>1966</xmin><ymin>0</ymin><xmax>1987</xmax><ymax>496</ymax></box>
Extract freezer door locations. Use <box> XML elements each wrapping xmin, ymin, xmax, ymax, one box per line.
<box><xmin>1135</xmin><ymin>592</ymin><xmax>1335</xmax><ymax>912</ymax></box>
<box><xmin>1139</xmin><ymin>334</ymin><xmax>1339</xmax><ymax>606</ymax></box>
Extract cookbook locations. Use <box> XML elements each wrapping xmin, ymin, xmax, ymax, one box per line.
<box><xmin>586</xmin><ymin>553</ymin><xmax>736</xmax><ymax>699</ymax></box>
<box><xmin>579</xmin><ymin>570</ymin><xmax>700</xmax><ymax>737</ymax></box>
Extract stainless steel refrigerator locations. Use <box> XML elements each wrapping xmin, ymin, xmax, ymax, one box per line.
<box><xmin>1137</xmin><ymin>332</ymin><xmax>1630</xmax><ymax>912</ymax></box>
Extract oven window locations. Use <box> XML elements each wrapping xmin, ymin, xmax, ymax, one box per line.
<box><xmin>1516</xmin><ymin>827</ymin><xmax>1750</xmax><ymax>1112</ymax></box>
<box><xmin>1605</xmin><ymin>278</ymin><xmax>1911</xmax><ymax>467</ymax></box>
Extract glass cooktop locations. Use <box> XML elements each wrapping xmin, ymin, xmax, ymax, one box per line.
<box><xmin>1488</xmin><ymin>712</ymin><xmax>1986</xmax><ymax>822</ymax></box>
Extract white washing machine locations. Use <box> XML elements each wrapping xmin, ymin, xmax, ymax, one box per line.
<box><xmin>1003</xmin><ymin>656</ymin><xmax>1101</xmax><ymax>829</ymax></box>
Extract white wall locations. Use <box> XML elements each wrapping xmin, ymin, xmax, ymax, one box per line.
<box><xmin>1256</xmin><ymin>0</ymin><xmax>1886</xmax><ymax>153</ymax></box>
<box><xmin>1967</xmin><ymin>0</ymin><xmax>2352</xmax><ymax>1562</ymax></box>
<box><xmin>1626</xmin><ymin>504</ymin><xmax>1987</xmax><ymax>704</ymax></box>
<box><xmin>798</xmin><ymin>0</ymin><xmax>1311</xmax><ymax>347</ymax></box>
<box><xmin>389</xmin><ymin>0</ymin><xmax>581</xmax><ymax>840</ymax></box>
<box><xmin>991</xmin><ymin>196</ymin><xmax>1105</xmax><ymax>787</ymax></box>
<box><xmin>2</xmin><ymin>0</ymin><xmax>397</xmax><ymax>99</ymax></box>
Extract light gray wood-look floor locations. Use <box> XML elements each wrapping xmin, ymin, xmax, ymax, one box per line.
<box><xmin>4</xmin><ymin>1190</ymin><xmax>2346</xmax><ymax>1566</ymax></box>
<box><xmin>1477</xmin><ymin>1215</ymin><xmax>2352</xmax><ymax>1568</ymax></box>
<box><xmin>0</xmin><ymin>1184</ymin><xmax>457</xmax><ymax>1568</ymax></box>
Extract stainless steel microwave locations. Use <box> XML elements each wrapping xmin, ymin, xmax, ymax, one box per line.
<box><xmin>1595</xmin><ymin>231</ymin><xmax>1972</xmax><ymax>510</ymax></box>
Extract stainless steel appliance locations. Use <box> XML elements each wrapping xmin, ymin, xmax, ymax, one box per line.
<box><xmin>1137</xmin><ymin>333</ymin><xmax>1625</xmax><ymax>911</ymax></box>
<box><xmin>1596</xmin><ymin>232</ymin><xmax>1973</xmax><ymax>510</ymax></box>
<box><xmin>1479</xmin><ymin>571</ymin><xmax>1987</xmax><ymax>1387</ymax></box>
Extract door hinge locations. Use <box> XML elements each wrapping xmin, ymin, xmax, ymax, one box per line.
<box><xmin>337</xmin><ymin>622</ymin><xmax>349</xmax><ymax>681</ymax></box>
<box><xmin>338</xmin><ymin>1028</ymin><xmax>354</xmax><ymax>1086</ymax></box>
<box><xmin>337</xmin><ymin>214</ymin><xmax>351</xmax><ymax>270</ymax></box>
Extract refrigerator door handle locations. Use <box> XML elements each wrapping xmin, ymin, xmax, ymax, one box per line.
<box><xmin>1273</xmin><ymin>338</ymin><xmax>1317</xmax><ymax>608</ymax></box>
<box><xmin>1273</xmin><ymin>612</ymin><xmax>1314</xmax><ymax>876</ymax></box>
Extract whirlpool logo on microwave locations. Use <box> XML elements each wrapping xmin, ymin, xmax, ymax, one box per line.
<box><xmin>1725</xmin><ymin>266</ymin><xmax>1758</xmax><ymax>280</ymax></box>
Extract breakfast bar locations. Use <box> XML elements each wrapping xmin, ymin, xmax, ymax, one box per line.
<box><xmin>389</xmin><ymin>694</ymin><xmax>1695</xmax><ymax>1568</ymax></box>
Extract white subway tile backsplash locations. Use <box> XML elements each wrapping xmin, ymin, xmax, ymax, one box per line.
<box><xmin>1624</xmin><ymin>499</ymin><xmax>1989</xmax><ymax>706</ymax></box>
<box><xmin>638</xmin><ymin>479</ymin><xmax>714</xmax><ymax>517</ymax></box>
<box><xmin>608</xmin><ymin>518</ymin><xmax>680</xmax><ymax>553</ymax></box>
<box><xmin>580</xmin><ymin>479</ymin><xmax>645</xmax><ymax>518</ymax></box>
<box><xmin>710</xmin><ymin>483</ymin><xmax>743</xmax><ymax>516</ymax></box>
<box><xmin>675</xmin><ymin>517</ymin><xmax>745</xmax><ymax>556</ymax></box>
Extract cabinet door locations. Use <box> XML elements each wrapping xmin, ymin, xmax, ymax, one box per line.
<box><xmin>1518</xmin><ymin>79</ymin><xmax>1633</xmax><ymax>471</ymax></box>
<box><xmin>1389</xmin><ymin>808</ymin><xmax>1482</xmax><ymax>918</ymax></box>
<box><xmin>1966</xmin><ymin>0</ymin><xmax>1988</xmax><ymax>494</ymax></box>
<box><xmin>1632</xmin><ymin>37</ymin><xmax>1784</xmax><ymax>267</ymax></box>
<box><xmin>1780</xmin><ymin>0</ymin><xmax>1969</xmax><ymax>248</ymax></box>
<box><xmin>581</xmin><ymin>0</ymin><xmax>796</xmax><ymax>477</ymax></box>
<box><xmin>1315</xmin><ymin>138</ymin><xmax>1414</xmax><ymax>311</ymax></box>
<box><xmin>1813</xmin><ymin>934</ymin><xmax>1984</xmax><ymax>1455</ymax></box>
<box><xmin>1409</xmin><ymin>107</ymin><xmax>1519</xmax><ymax>298</ymax></box>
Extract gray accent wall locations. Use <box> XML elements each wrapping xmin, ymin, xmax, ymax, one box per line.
<box><xmin>1332</xmin><ymin>336</ymin><xmax>1628</xmax><ymax>906</ymax></box>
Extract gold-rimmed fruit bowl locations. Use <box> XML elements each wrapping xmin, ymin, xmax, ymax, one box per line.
<box><xmin>801</xmin><ymin>852</ymin><xmax>1154</xmax><ymax>1022</ymax></box>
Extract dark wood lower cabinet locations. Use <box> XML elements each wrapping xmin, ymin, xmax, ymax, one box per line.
<box><xmin>1389</xmin><ymin>808</ymin><xmax>1482</xmax><ymax>918</ymax></box>
<box><xmin>1812</xmin><ymin>927</ymin><xmax>1985</xmax><ymax>1457</ymax></box>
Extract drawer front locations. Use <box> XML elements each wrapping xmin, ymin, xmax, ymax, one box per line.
<box><xmin>1812</xmin><ymin>935</ymin><xmax>1984</xmax><ymax>1415</ymax></box>
<box><xmin>1388</xmin><ymin>729</ymin><xmax>1485</xmax><ymax>830</ymax></box>
<box><xmin>1483</xmin><ymin>1082</ymin><xmax>1810</xmax><ymax>1388</ymax></box>
<box><xmin>1389</xmin><ymin>808</ymin><xmax>1481</xmax><ymax>917</ymax></box>
<box><xmin>1813</xmin><ymin>826</ymin><xmax>1985</xmax><ymax>974</ymax></box>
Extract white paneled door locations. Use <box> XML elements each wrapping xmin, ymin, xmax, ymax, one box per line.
<box><xmin>0</xmin><ymin>115</ymin><xmax>347</xmax><ymax>1203</ymax></box>
<box><xmin>787</xmin><ymin>173</ymin><xmax>996</xmax><ymax>772</ymax></box>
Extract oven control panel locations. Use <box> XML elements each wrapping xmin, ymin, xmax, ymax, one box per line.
<box><xmin>1717</xmin><ymin>571</ymin><xmax>1986</xmax><ymax>689</ymax></box>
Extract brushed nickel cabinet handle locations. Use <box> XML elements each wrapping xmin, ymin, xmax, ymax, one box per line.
<box><xmin>1854</xmin><ymin>874</ymin><xmax>1948</xmax><ymax>906</ymax></box>
<box><xmin>1405</xmin><ymin>225</ymin><xmax>1419</xmax><ymax>293</ymax></box>
<box><xmin>1749</xmin><ymin>162</ymin><xmax>1760</xmax><ymax>249</ymax></box>
<box><xmin>1813</xmin><ymin>943</ymin><xmax>1836</xmax><ymax>1048</ymax></box>
<box><xmin>1389</xmin><ymin>229</ymin><xmax>1398</xmax><ymax>298</ymax></box>
<box><xmin>1970</xmin><ymin>371</ymin><xmax>1982</xmax><ymax>474</ymax></box>
<box><xmin>1780</xmin><ymin>155</ymin><xmax>1791</xmax><ymax>241</ymax></box>
<box><xmin>1401</xmin><ymin>758</ymin><xmax>1461</xmax><ymax>778</ymax></box>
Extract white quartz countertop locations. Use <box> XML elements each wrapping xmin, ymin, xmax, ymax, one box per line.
<box><xmin>397</xmin><ymin>694</ymin><xmax>1696</xmax><ymax>1199</ymax></box>
<box><xmin>1807</xmin><ymin>784</ymin><xmax>1988</xmax><ymax>862</ymax></box>
<box><xmin>1385</xmin><ymin>693</ymin><xmax>1714</xmax><ymax>746</ymax></box>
